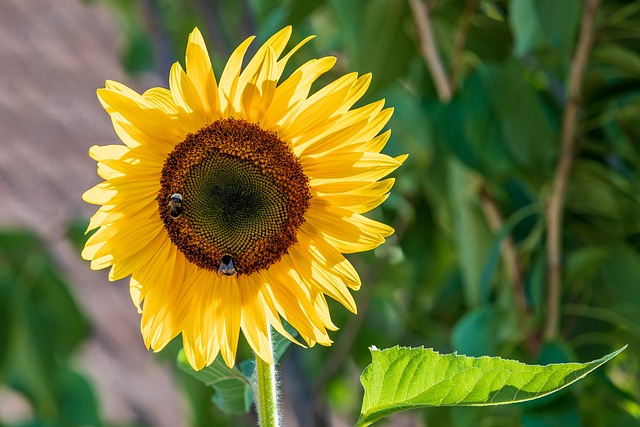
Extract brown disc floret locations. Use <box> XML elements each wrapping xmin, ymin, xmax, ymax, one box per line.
<box><xmin>158</xmin><ymin>118</ymin><xmax>311</xmax><ymax>276</ymax></box>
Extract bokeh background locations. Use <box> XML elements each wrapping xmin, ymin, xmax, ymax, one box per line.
<box><xmin>1</xmin><ymin>0</ymin><xmax>639</xmax><ymax>426</ymax></box>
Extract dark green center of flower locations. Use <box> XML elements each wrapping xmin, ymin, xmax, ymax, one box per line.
<box><xmin>158</xmin><ymin>118</ymin><xmax>311</xmax><ymax>276</ymax></box>
<box><xmin>183</xmin><ymin>154</ymin><xmax>289</xmax><ymax>252</ymax></box>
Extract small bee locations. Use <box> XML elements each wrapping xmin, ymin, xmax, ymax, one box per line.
<box><xmin>218</xmin><ymin>254</ymin><xmax>238</xmax><ymax>276</ymax></box>
<box><xmin>168</xmin><ymin>193</ymin><xmax>183</xmax><ymax>218</ymax></box>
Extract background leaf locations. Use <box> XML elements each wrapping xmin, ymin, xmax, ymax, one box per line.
<box><xmin>0</xmin><ymin>230</ymin><xmax>99</xmax><ymax>426</ymax></box>
<box><xmin>177</xmin><ymin>350</ymin><xmax>253</xmax><ymax>415</ymax></box>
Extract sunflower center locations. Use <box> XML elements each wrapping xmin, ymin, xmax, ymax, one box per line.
<box><xmin>158</xmin><ymin>118</ymin><xmax>311</xmax><ymax>276</ymax></box>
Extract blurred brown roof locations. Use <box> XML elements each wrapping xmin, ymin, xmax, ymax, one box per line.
<box><xmin>0</xmin><ymin>0</ymin><xmax>185</xmax><ymax>425</ymax></box>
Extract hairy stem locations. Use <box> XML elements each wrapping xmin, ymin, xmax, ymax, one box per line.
<box><xmin>545</xmin><ymin>0</ymin><xmax>601</xmax><ymax>340</ymax></box>
<box><xmin>254</xmin><ymin>329</ymin><xmax>280</xmax><ymax>427</ymax></box>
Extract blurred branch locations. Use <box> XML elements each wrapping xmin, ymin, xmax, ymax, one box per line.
<box><xmin>479</xmin><ymin>187</ymin><xmax>541</xmax><ymax>355</ymax></box>
<box><xmin>545</xmin><ymin>0</ymin><xmax>601</xmax><ymax>341</ymax></box>
<box><xmin>409</xmin><ymin>0</ymin><xmax>452</xmax><ymax>103</ymax></box>
<box><xmin>449</xmin><ymin>0</ymin><xmax>478</xmax><ymax>94</ymax></box>
<box><xmin>478</xmin><ymin>188</ymin><xmax>527</xmax><ymax>314</ymax></box>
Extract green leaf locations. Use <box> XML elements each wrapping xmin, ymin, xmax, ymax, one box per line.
<box><xmin>0</xmin><ymin>229</ymin><xmax>92</xmax><ymax>421</ymax></box>
<box><xmin>564</xmin><ymin>246</ymin><xmax>610</xmax><ymax>289</ymax></box>
<box><xmin>121</xmin><ymin>29</ymin><xmax>155</xmax><ymax>74</ymax></box>
<box><xmin>592</xmin><ymin>43</ymin><xmax>640</xmax><ymax>76</ymax></box>
<box><xmin>54</xmin><ymin>367</ymin><xmax>102</xmax><ymax>426</ymax></box>
<box><xmin>510</xmin><ymin>0</ymin><xmax>544</xmax><ymax>57</ymax></box>
<box><xmin>356</xmin><ymin>345</ymin><xmax>626</xmax><ymax>426</ymax></box>
<box><xmin>480</xmin><ymin>60</ymin><xmax>556</xmax><ymax>174</ymax></box>
<box><xmin>330</xmin><ymin>0</ymin><xmax>413</xmax><ymax>92</ymax></box>
<box><xmin>271</xmin><ymin>322</ymin><xmax>298</xmax><ymax>362</ymax></box>
<box><xmin>448</xmin><ymin>159</ymin><xmax>493</xmax><ymax>307</ymax></box>
<box><xmin>177</xmin><ymin>350</ymin><xmax>253</xmax><ymax>415</ymax></box>
<box><xmin>521</xmin><ymin>394</ymin><xmax>581</xmax><ymax>427</ymax></box>
<box><xmin>510</xmin><ymin>0</ymin><xmax>581</xmax><ymax>59</ymax></box>
<box><xmin>465</xmin><ymin>13</ymin><xmax>513</xmax><ymax>62</ymax></box>
<box><xmin>451</xmin><ymin>307</ymin><xmax>516</xmax><ymax>357</ymax></box>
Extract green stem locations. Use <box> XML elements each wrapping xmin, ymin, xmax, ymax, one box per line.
<box><xmin>254</xmin><ymin>329</ymin><xmax>280</xmax><ymax>427</ymax></box>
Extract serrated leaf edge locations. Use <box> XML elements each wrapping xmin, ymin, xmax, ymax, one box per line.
<box><xmin>356</xmin><ymin>345</ymin><xmax>627</xmax><ymax>427</ymax></box>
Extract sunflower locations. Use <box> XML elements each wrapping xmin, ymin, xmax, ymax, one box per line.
<box><xmin>83</xmin><ymin>26</ymin><xmax>406</xmax><ymax>370</ymax></box>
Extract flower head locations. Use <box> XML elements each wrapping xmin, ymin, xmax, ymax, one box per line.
<box><xmin>83</xmin><ymin>26</ymin><xmax>406</xmax><ymax>370</ymax></box>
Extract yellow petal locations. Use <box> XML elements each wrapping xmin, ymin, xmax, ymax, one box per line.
<box><xmin>185</xmin><ymin>27</ymin><xmax>219</xmax><ymax>120</ymax></box>
<box><xmin>312</xmin><ymin>178</ymin><xmax>395</xmax><ymax>214</ymax></box>
<box><xmin>215</xmin><ymin>275</ymin><xmax>242</xmax><ymax>368</ymax></box>
<box><xmin>288</xmin><ymin>244</ymin><xmax>357</xmax><ymax>314</ymax></box>
<box><xmin>303</xmin><ymin>151</ymin><xmax>404</xmax><ymax>183</ymax></box>
<box><xmin>108</xmin><ymin>228</ymin><xmax>167</xmax><ymax>280</ymax></box>
<box><xmin>83</xmin><ymin>182</ymin><xmax>116</xmax><ymax>205</ymax></box>
<box><xmin>240</xmin><ymin>46</ymin><xmax>277</xmax><ymax>122</ymax></box>
<box><xmin>280</xmin><ymin>73</ymin><xmax>358</xmax><ymax>141</ymax></box>
<box><xmin>263</xmin><ymin>25</ymin><xmax>293</xmax><ymax>57</ymax></box>
<box><xmin>169</xmin><ymin>61</ymin><xmax>206</xmax><ymax>122</ymax></box>
<box><xmin>261</xmin><ymin>57</ymin><xmax>336</xmax><ymax>130</ymax></box>
<box><xmin>89</xmin><ymin>144</ymin><xmax>128</xmax><ymax>161</ymax></box>
<box><xmin>129</xmin><ymin>277</ymin><xmax>143</xmax><ymax>314</ymax></box>
<box><xmin>338</xmin><ymin>73</ymin><xmax>372</xmax><ymax>114</ymax></box>
<box><xmin>182</xmin><ymin>272</ymin><xmax>220</xmax><ymax>371</ymax></box>
<box><xmin>260</xmin><ymin>268</ymin><xmax>328</xmax><ymax>345</ymax></box>
<box><xmin>239</xmin><ymin>275</ymin><xmax>273</xmax><ymax>364</ymax></box>
<box><xmin>218</xmin><ymin>36</ymin><xmax>255</xmax><ymax>114</ymax></box>
<box><xmin>275</xmin><ymin>35</ymin><xmax>315</xmax><ymax>78</ymax></box>
<box><xmin>298</xmin><ymin>227</ymin><xmax>361</xmax><ymax>290</ymax></box>
<box><xmin>142</xmin><ymin>87</ymin><xmax>179</xmax><ymax>114</ymax></box>
<box><xmin>98</xmin><ymin>88</ymin><xmax>186</xmax><ymax>150</ymax></box>
<box><xmin>304</xmin><ymin>203</ymin><xmax>394</xmax><ymax>253</ymax></box>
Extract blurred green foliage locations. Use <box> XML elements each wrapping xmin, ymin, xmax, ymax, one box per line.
<box><xmin>0</xmin><ymin>230</ymin><xmax>99</xmax><ymax>427</ymax></box>
<box><xmin>3</xmin><ymin>0</ymin><xmax>640</xmax><ymax>425</ymax></box>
